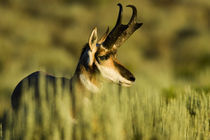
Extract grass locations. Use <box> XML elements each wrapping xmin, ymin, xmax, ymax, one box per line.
<box><xmin>1</xmin><ymin>77</ymin><xmax>209</xmax><ymax>140</ymax></box>
<box><xmin>0</xmin><ymin>0</ymin><xmax>210</xmax><ymax>139</ymax></box>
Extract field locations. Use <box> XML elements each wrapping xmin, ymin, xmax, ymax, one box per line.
<box><xmin>1</xmin><ymin>79</ymin><xmax>210</xmax><ymax>140</ymax></box>
<box><xmin>0</xmin><ymin>0</ymin><xmax>210</xmax><ymax>139</ymax></box>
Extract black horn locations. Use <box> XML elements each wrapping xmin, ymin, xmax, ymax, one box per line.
<box><xmin>127</xmin><ymin>5</ymin><xmax>137</xmax><ymax>25</ymax></box>
<box><xmin>103</xmin><ymin>3</ymin><xmax>143</xmax><ymax>49</ymax></box>
<box><xmin>114</xmin><ymin>3</ymin><xmax>123</xmax><ymax>29</ymax></box>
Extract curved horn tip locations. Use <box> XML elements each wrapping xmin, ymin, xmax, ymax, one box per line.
<box><xmin>126</xmin><ymin>5</ymin><xmax>137</xmax><ymax>14</ymax></box>
<box><xmin>114</xmin><ymin>3</ymin><xmax>123</xmax><ymax>27</ymax></box>
<box><xmin>117</xmin><ymin>3</ymin><xmax>123</xmax><ymax>13</ymax></box>
<box><xmin>126</xmin><ymin>4</ymin><xmax>136</xmax><ymax>8</ymax></box>
<box><xmin>126</xmin><ymin>4</ymin><xmax>138</xmax><ymax>25</ymax></box>
<box><xmin>126</xmin><ymin>5</ymin><xmax>137</xmax><ymax>13</ymax></box>
<box><xmin>117</xmin><ymin>3</ymin><xmax>123</xmax><ymax>7</ymax></box>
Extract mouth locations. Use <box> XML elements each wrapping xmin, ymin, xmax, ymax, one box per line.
<box><xmin>119</xmin><ymin>81</ymin><xmax>133</xmax><ymax>87</ymax></box>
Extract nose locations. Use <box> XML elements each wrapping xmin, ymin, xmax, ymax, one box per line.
<box><xmin>113</xmin><ymin>61</ymin><xmax>136</xmax><ymax>82</ymax></box>
<box><xmin>129</xmin><ymin>76</ymin><xmax>135</xmax><ymax>82</ymax></box>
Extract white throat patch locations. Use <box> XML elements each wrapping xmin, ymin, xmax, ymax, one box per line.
<box><xmin>79</xmin><ymin>74</ymin><xmax>99</xmax><ymax>93</ymax></box>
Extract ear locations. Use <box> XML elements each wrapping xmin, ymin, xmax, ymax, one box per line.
<box><xmin>89</xmin><ymin>27</ymin><xmax>98</xmax><ymax>51</ymax></box>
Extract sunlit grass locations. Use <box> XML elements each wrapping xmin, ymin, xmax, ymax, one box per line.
<box><xmin>2</xmin><ymin>76</ymin><xmax>209</xmax><ymax>140</ymax></box>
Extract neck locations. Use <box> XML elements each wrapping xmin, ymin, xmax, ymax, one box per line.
<box><xmin>72</xmin><ymin>65</ymin><xmax>101</xmax><ymax>93</ymax></box>
<box><xmin>71</xmin><ymin>44</ymin><xmax>101</xmax><ymax>93</ymax></box>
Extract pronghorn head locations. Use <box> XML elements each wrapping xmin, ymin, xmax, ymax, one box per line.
<box><xmin>82</xmin><ymin>3</ymin><xmax>142</xmax><ymax>87</ymax></box>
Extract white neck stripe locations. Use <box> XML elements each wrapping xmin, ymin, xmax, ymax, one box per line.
<box><xmin>79</xmin><ymin>74</ymin><xmax>99</xmax><ymax>93</ymax></box>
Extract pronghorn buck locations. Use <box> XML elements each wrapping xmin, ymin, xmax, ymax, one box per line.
<box><xmin>11</xmin><ymin>3</ymin><xmax>143</xmax><ymax>112</ymax></box>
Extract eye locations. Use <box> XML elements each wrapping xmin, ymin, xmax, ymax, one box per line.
<box><xmin>98</xmin><ymin>55</ymin><xmax>109</xmax><ymax>61</ymax></box>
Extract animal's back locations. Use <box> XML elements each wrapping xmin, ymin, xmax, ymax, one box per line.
<box><xmin>11</xmin><ymin>71</ymin><xmax>71</xmax><ymax>111</ymax></box>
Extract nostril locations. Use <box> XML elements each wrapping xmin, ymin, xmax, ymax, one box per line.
<box><xmin>129</xmin><ymin>76</ymin><xmax>135</xmax><ymax>82</ymax></box>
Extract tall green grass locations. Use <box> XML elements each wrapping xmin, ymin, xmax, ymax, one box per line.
<box><xmin>2</xmin><ymin>77</ymin><xmax>209</xmax><ymax>140</ymax></box>
<box><xmin>0</xmin><ymin>0</ymin><xmax>210</xmax><ymax>139</ymax></box>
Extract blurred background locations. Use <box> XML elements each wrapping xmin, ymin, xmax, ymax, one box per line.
<box><xmin>0</xmin><ymin>0</ymin><xmax>209</xmax><ymax>117</ymax></box>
